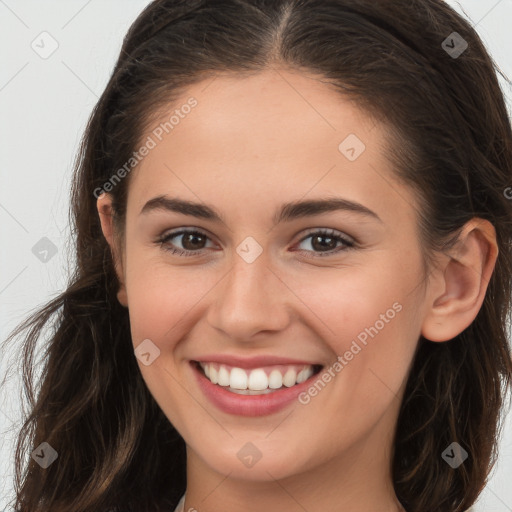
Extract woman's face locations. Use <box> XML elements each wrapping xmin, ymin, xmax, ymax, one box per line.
<box><xmin>100</xmin><ymin>69</ymin><xmax>431</xmax><ymax>483</ymax></box>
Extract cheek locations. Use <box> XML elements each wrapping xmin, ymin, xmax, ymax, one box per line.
<box><xmin>295</xmin><ymin>289</ymin><xmax>418</xmax><ymax>461</ymax></box>
<box><xmin>291</xmin><ymin>258</ymin><xmax>421</xmax><ymax>407</ymax></box>
<box><xmin>123</xmin><ymin>247</ymin><xmax>210</xmax><ymax>344</ymax></box>
<box><xmin>288</xmin><ymin>257</ymin><xmax>418</xmax><ymax>345</ymax></box>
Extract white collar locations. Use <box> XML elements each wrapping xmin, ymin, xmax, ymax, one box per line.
<box><xmin>173</xmin><ymin>493</ymin><xmax>185</xmax><ymax>512</ymax></box>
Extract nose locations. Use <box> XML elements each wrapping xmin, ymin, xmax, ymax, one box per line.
<box><xmin>206</xmin><ymin>249</ymin><xmax>292</xmax><ymax>341</ymax></box>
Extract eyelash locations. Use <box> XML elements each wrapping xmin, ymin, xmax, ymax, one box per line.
<box><xmin>155</xmin><ymin>228</ymin><xmax>356</xmax><ymax>258</ymax></box>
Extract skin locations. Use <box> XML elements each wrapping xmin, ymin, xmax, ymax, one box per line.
<box><xmin>97</xmin><ymin>67</ymin><xmax>498</xmax><ymax>512</ymax></box>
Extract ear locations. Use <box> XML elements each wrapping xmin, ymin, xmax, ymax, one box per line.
<box><xmin>421</xmin><ymin>218</ymin><xmax>498</xmax><ymax>342</ymax></box>
<box><xmin>96</xmin><ymin>192</ymin><xmax>128</xmax><ymax>307</ymax></box>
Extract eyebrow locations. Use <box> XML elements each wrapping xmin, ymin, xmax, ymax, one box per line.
<box><xmin>139</xmin><ymin>195</ymin><xmax>382</xmax><ymax>225</ymax></box>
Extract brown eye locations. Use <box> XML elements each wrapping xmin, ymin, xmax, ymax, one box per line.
<box><xmin>180</xmin><ymin>232</ymin><xmax>207</xmax><ymax>250</ymax></box>
<box><xmin>157</xmin><ymin>229</ymin><xmax>214</xmax><ymax>256</ymax></box>
<box><xmin>295</xmin><ymin>229</ymin><xmax>355</xmax><ymax>257</ymax></box>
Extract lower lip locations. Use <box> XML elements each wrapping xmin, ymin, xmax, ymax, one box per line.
<box><xmin>190</xmin><ymin>361</ymin><xmax>322</xmax><ymax>417</ymax></box>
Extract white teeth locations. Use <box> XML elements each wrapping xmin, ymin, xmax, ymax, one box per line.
<box><xmin>248</xmin><ymin>369</ymin><xmax>268</xmax><ymax>390</ymax></box>
<box><xmin>268</xmin><ymin>369</ymin><xmax>283</xmax><ymax>389</ymax></box>
<box><xmin>230</xmin><ymin>368</ymin><xmax>248</xmax><ymax>390</ymax></box>
<box><xmin>217</xmin><ymin>365</ymin><xmax>230</xmax><ymax>386</ymax></box>
<box><xmin>198</xmin><ymin>362</ymin><xmax>317</xmax><ymax>393</ymax></box>
<box><xmin>296</xmin><ymin>368</ymin><xmax>309</xmax><ymax>384</ymax></box>
<box><xmin>283</xmin><ymin>368</ymin><xmax>297</xmax><ymax>387</ymax></box>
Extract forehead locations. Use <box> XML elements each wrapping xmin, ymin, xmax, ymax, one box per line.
<box><xmin>126</xmin><ymin>68</ymin><xmax>416</xmax><ymax>228</ymax></box>
<box><xmin>154</xmin><ymin>69</ymin><xmax>375</xmax><ymax>156</ymax></box>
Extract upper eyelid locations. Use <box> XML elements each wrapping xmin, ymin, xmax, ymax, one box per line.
<box><xmin>159</xmin><ymin>227</ymin><xmax>217</xmax><ymax>244</ymax></box>
<box><xmin>298</xmin><ymin>228</ymin><xmax>354</xmax><ymax>243</ymax></box>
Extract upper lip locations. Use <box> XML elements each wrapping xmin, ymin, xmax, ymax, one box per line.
<box><xmin>192</xmin><ymin>354</ymin><xmax>323</xmax><ymax>369</ymax></box>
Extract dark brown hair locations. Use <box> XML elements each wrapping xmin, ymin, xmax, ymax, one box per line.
<box><xmin>3</xmin><ymin>1</ymin><xmax>512</xmax><ymax>511</ymax></box>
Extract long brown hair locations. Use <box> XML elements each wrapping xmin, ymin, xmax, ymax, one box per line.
<box><xmin>3</xmin><ymin>1</ymin><xmax>512</xmax><ymax>511</ymax></box>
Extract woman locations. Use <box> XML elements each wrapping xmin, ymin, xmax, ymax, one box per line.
<box><xmin>4</xmin><ymin>1</ymin><xmax>512</xmax><ymax>511</ymax></box>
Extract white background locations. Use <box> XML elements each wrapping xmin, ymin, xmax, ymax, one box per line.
<box><xmin>0</xmin><ymin>1</ymin><xmax>511</xmax><ymax>510</ymax></box>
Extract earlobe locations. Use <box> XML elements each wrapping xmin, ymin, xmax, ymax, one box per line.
<box><xmin>117</xmin><ymin>287</ymin><xmax>128</xmax><ymax>308</ymax></box>
<box><xmin>421</xmin><ymin>219</ymin><xmax>498</xmax><ymax>342</ymax></box>
<box><xmin>96</xmin><ymin>193</ymin><xmax>128</xmax><ymax>307</ymax></box>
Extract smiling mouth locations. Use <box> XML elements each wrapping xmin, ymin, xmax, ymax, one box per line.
<box><xmin>193</xmin><ymin>360</ymin><xmax>324</xmax><ymax>395</ymax></box>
